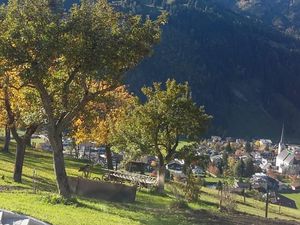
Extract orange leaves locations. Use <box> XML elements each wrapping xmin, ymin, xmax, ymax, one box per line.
<box><xmin>72</xmin><ymin>85</ymin><xmax>134</xmax><ymax>146</ymax></box>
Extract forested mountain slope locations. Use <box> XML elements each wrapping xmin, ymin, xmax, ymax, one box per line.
<box><xmin>2</xmin><ymin>0</ymin><xmax>300</xmax><ymax>140</ymax></box>
<box><xmin>212</xmin><ymin>0</ymin><xmax>300</xmax><ymax>38</ymax></box>
<box><xmin>117</xmin><ymin>0</ymin><xmax>300</xmax><ymax>140</ymax></box>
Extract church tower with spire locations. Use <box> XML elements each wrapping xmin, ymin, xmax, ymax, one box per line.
<box><xmin>278</xmin><ymin>124</ymin><xmax>285</xmax><ymax>154</ymax></box>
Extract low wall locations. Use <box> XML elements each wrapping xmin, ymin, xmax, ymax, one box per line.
<box><xmin>68</xmin><ymin>177</ymin><xmax>137</xmax><ymax>203</ymax></box>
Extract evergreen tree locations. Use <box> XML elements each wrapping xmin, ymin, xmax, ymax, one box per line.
<box><xmin>234</xmin><ymin>159</ymin><xmax>245</xmax><ymax>177</ymax></box>
<box><xmin>222</xmin><ymin>151</ymin><xmax>228</xmax><ymax>171</ymax></box>
<box><xmin>225</xmin><ymin>142</ymin><xmax>233</xmax><ymax>154</ymax></box>
<box><xmin>244</xmin><ymin>158</ymin><xmax>255</xmax><ymax>177</ymax></box>
<box><xmin>245</xmin><ymin>141</ymin><xmax>253</xmax><ymax>153</ymax></box>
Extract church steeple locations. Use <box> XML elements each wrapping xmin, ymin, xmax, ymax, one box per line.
<box><xmin>278</xmin><ymin>124</ymin><xmax>285</xmax><ymax>154</ymax></box>
<box><xmin>280</xmin><ymin>124</ymin><xmax>284</xmax><ymax>143</ymax></box>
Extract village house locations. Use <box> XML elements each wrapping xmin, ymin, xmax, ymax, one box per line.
<box><xmin>275</xmin><ymin>126</ymin><xmax>300</xmax><ymax>174</ymax></box>
<box><xmin>211</xmin><ymin>136</ymin><xmax>222</xmax><ymax>142</ymax></box>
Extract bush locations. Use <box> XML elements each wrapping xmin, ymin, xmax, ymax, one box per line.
<box><xmin>184</xmin><ymin>174</ymin><xmax>200</xmax><ymax>202</ymax></box>
<box><xmin>223</xmin><ymin>192</ymin><xmax>237</xmax><ymax>212</ymax></box>
<box><xmin>41</xmin><ymin>194</ymin><xmax>80</xmax><ymax>206</ymax></box>
<box><xmin>219</xmin><ymin>182</ymin><xmax>237</xmax><ymax>212</ymax></box>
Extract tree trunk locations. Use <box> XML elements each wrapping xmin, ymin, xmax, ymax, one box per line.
<box><xmin>88</xmin><ymin>146</ymin><xmax>91</xmax><ymax>160</ymax></box>
<box><xmin>2</xmin><ymin>124</ymin><xmax>10</xmax><ymax>153</ymax></box>
<box><xmin>25</xmin><ymin>136</ymin><xmax>32</xmax><ymax>147</ymax></box>
<box><xmin>48</xmin><ymin>130</ymin><xmax>71</xmax><ymax>198</ymax></box>
<box><xmin>75</xmin><ymin>145</ymin><xmax>79</xmax><ymax>159</ymax></box>
<box><xmin>157</xmin><ymin>164</ymin><xmax>166</xmax><ymax>194</ymax></box>
<box><xmin>106</xmin><ymin>145</ymin><xmax>113</xmax><ymax>170</ymax></box>
<box><xmin>13</xmin><ymin>141</ymin><xmax>26</xmax><ymax>182</ymax></box>
<box><xmin>219</xmin><ymin>189</ymin><xmax>223</xmax><ymax>210</ymax></box>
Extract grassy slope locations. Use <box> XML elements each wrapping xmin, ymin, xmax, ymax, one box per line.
<box><xmin>0</xmin><ymin>142</ymin><xmax>300</xmax><ymax>225</ymax></box>
<box><xmin>201</xmin><ymin>187</ymin><xmax>300</xmax><ymax>221</ymax></box>
<box><xmin>283</xmin><ymin>193</ymin><xmax>300</xmax><ymax>209</ymax></box>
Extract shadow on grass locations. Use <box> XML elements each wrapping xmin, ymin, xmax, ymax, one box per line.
<box><xmin>74</xmin><ymin>197</ymin><xmax>186</xmax><ymax>225</ymax></box>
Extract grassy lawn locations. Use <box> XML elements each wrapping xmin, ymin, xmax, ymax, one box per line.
<box><xmin>204</xmin><ymin>177</ymin><xmax>224</xmax><ymax>183</ymax></box>
<box><xmin>0</xmin><ymin>141</ymin><xmax>300</xmax><ymax>225</ymax></box>
<box><xmin>0</xmin><ymin>143</ymin><xmax>200</xmax><ymax>225</ymax></box>
<box><xmin>282</xmin><ymin>193</ymin><xmax>300</xmax><ymax>209</ymax></box>
<box><xmin>177</xmin><ymin>140</ymin><xmax>196</xmax><ymax>150</ymax></box>
<box><xmin>201</xmin><ymin>187</ymin><xmax>300</xmax><ymax>221</ymax></box>
<box><xmin>0</xmin><ymin>191</ymin><xmax>192</xmax><ymax>225</ymax></box>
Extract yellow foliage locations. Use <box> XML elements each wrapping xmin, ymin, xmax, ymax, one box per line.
<box><xmin>72</xmin><ymin>85</ymin><xmax>134</xmax><ymax>146</ymax></box>
<box><xmin>0</xmin><ymin>67</ymin><xmax>42</xmax><ymax>129</ymax></box>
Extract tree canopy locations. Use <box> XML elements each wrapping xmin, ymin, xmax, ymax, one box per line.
<box><xmin>0</xmin><ymin>0</ymin><xmax>165</xmax><ymax>197</ymax></box>
<box><xmin>0</xmin><ymin>68</ymin><xmax>42</xmax><ymax>182</ymax></box>
<box><xmin>112</xmin><ymin>79</ymin><xmax>212</xmax><ymax>192</ymax></box>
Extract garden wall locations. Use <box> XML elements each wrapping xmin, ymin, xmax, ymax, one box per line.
<box><xmin>68</xmin><ymin>177</ymin><xmax>137</xmax><ymax>203</ymax></box>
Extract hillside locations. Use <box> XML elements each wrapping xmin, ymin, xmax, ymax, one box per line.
<box><xmin>122</xmin><ymin>0</ymin><xmax>300</xmax><ymax>140</ymax></box>
<box><xmin>212</xmin><ymin>0</ymin><xmax>300</xmax><ymax>39</ymax></box>
<box><xmin>0</xmin><ymin>143</ymin><xmax>300</xmax><ymax>225</ymax></box>
<box><xmin>2</xmin><ymin>0</ymin><xmax>300</xmax><ymax>140</ymax></box>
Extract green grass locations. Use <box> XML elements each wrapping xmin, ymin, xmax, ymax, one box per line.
<box><xmin>282</xmin><ymin>193</ymin><xmax>300</xmax><ymax>209</ymax></box>
<box><xmin>204</xmin><ymin>177</ymin><xmax>224</xmax><ymax>183</ymax></box>
<box><xmin>201</xmin><ymin>187</ymin><xmax>300</xmax><ymax>221</ymax></box>
<box><xmin>0</xmin><ymin>191</ymin><xmax>193</xmax><ymax>225</ymax></box>
<box><xmin>177</xmin><ymin>140</ymin><xmax>196</xmax><ymax>150</ymax></box>
<box><xmin>1</xmin><ymin>141</ymin><xmax>300</xmax><ymax>225</ymax></box>
<box><xmin>0</xmin><ymin>143</ymin><xmax>198</xmax><ymax>225</ymax></box>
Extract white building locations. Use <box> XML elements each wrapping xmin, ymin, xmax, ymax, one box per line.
<box><xmin>259</xmin><ymin>139</ymin><xmax>272</xmax><ymax>146</ymax></box>
<box><xmin>211</xmin><ymin>136</ymin><xmax>222</xmax><ymax>142</ymax></box>
<box><xmin>276</xmin><ymin>125</ymin><xmax>300</xmax><ymax>174</ymax></box>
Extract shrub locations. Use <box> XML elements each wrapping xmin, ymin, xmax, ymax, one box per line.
<box><xmin>223</xmin><ymin>192</ymin><xmax>237</xmax><ymax>212</ymax></box>
<box><xmin>184</xmin><ymin>174</ymin><xmax>200</xmax><ymax>202</ymax></box>
<box><xmin>41</xmin><ymin>194</ymin><xmax>80</xmax><ymax>206</ymax></box>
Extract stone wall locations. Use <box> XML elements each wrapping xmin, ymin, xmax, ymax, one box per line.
<box><xmin>68</xmin><ymin>176</ymin><xmax>137</xmax><ymax>203</ymax></box>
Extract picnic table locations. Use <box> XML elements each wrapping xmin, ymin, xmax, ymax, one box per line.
<box><xmin>98</xmin><ymin>168</ymin><xmax>157</xmax><ymax>189</ymax></box>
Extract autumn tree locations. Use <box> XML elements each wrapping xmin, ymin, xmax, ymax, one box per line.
<box><xmin>112</xmin><ymin>80</ymin><xmax>211</xmax><ymax>193</ymax></box>
<box><xmin>0</xmin><ymin>70</ymin><xmax>42</xmax><ymax>182</ymax></box>
<box><xmin>0</xmin><ymin>0</ymin><xmax>165</xmax><ymax>197</ymax></box>
<box><xmin>224</xmin><ymin>156</ymin><xmax>236</xmax><ymax>176</ymax></box>
<box><xmin>72</xmin><ymin>85</ymin><xmax>135</xmax><ymax>170</ymax></box>
<box><xmin>0</xmin><ymin>92</ymin><xmax>10</xmax><ymax>153</ymax></box>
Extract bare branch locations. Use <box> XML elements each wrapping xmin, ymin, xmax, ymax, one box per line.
<box><xmin>62</xmin><ymin>67</ymin><xmax>79</xmax><ymax>109</ymax></box>
<box><xmin>57</xmin><ymin>83</ymin><xmax>119</xmax><ymax>133</ymax></box>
